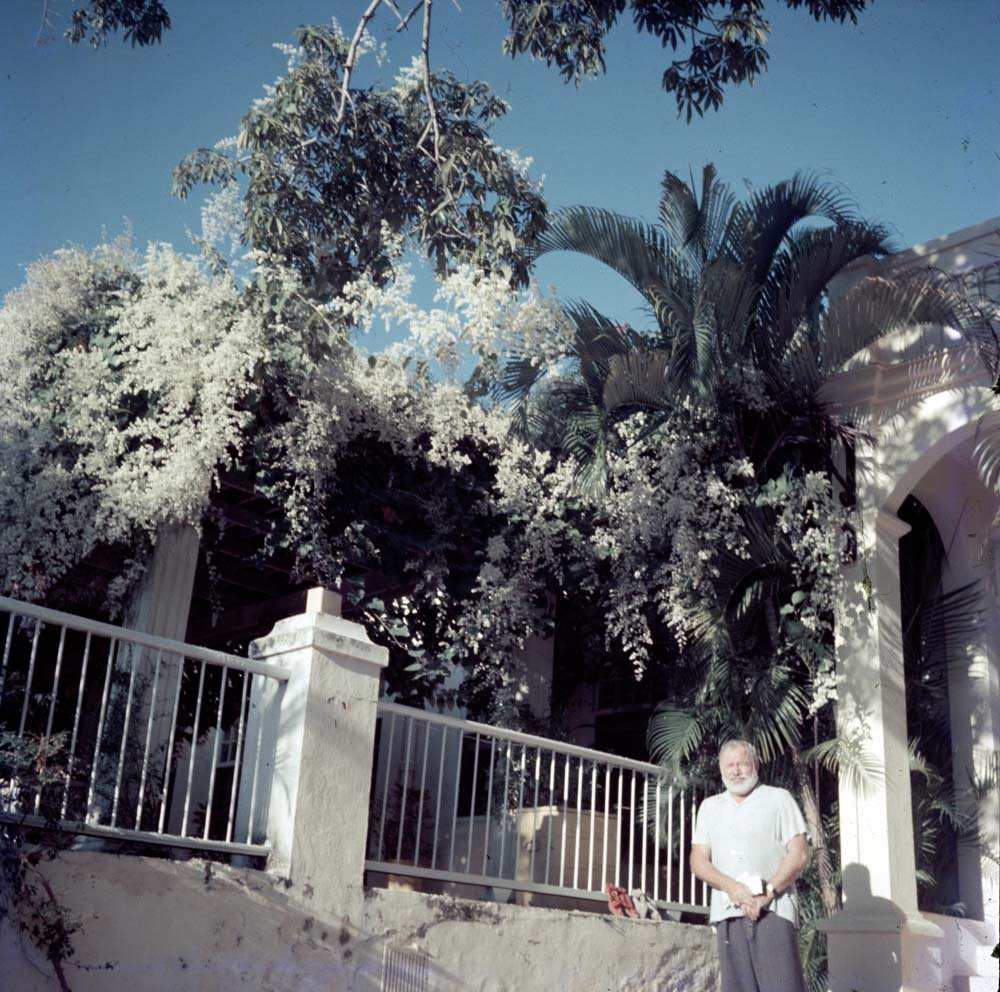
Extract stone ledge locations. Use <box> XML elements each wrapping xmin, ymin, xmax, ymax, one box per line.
<box><xmin>251</xmin><ymin>612</ymin><xmax>389</xmax><ymax>669</ymax></box>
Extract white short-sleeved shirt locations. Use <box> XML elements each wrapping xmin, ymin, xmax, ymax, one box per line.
<box><xmin>692</xmin><ymin>783</ymin><xmax>808</xmax><ymax>926</ymax></box>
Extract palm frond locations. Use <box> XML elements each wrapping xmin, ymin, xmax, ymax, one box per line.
<box><xmin>699</xmin><ymin>256</ymin><xmax>758</xmax><ymax>358</ymax></box>
<box><xmin>970</xmin><ymin>407</ymin><xmax>1000</xmax><ymax>493</ymax></box>
<box><xmin>535</xmin><ymin>206</ymin><xmax>681</xmax><ymax>303</ymax></box>
<box><xmin>819</xmin><ymin>270</ymin><xmax>961</xmax><ymax>373</ymax></box>
<box><xmin>907</xmin><ymin>738</ymin><xmax>938</xmax><ymax>781</ymax></box>
<box><xmin>496</xmin><ymin>352</ymin><xmax>548</xmax><ymax>434</ymax></box>
<box><xmin>658</xmin><ymin>164</ymin><xmax>737</xmax><ymax>266</ymax></box>
<box><xmin>726</xmin><ymin>172</ymin><xmax>875</xmax><ymax>287</ymax></box>
<box><xmin>778</xmin><ymin>323</ymin><xmax>823</xmax><ymax>394</ymax></box>
<box><xmin>802</xmin><ymin>732</ymin><xmax>883</xmax><ymax>797</ymax></box>
<box><xmin>647</xmin><ymin>703</ymin><xmax>707</xmax><ymax>768</ymax></box>
<box><xmin>951</xmin><ymin>259</ymin><xmax>1000</xmax><ymax>382</ymax></box>
<box><xmin>645</xmin><ymin>278</ymin><xmax>696</xmax><ymax>344</ymax></box>
<box><xmin>746</xmin><ymin>668</ymin><xmax>808</xmax><ymax>762</ymax></box>
<box><xmin>563</xmin><ymin>405</ymin><xmax>612</xmax><ymax>498</ymax></box>
<box><xmin>601</xmin><ymin>348</ymin><xmax>671</xmax><ymax>415</ymax></box>
<box><xmin>674</xmin><ymin>600</ymin><xmax>734</xmax><ymax>659</ymax></box>
<box><xmin>765</xmin><ymin>220</ymin><xmax>895</xmax><ymax>365</ymax></box>
<box><xmin>912</xmin><ymin>581</ymin><xmax>982</xmax><ymax>666</ymax></box>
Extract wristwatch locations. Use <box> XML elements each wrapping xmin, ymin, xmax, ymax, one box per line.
<box><xmin>765</xmin><ymin>882</ymin><xmax>778</xmax><ymax>897</ymax></box>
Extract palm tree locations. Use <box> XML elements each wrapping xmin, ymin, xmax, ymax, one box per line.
<box><xmin>499</xmin><ymin>166</ymin><xmax>974</xmax><ymax>927</ymax></box>
<box><xmin>503</xmin><ymin>165</ymin><xmax>961</xmax><ymax>490</ymax></box>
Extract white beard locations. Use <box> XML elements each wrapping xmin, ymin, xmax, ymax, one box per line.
<box><xmin>724</xmin><ymin>770</ymin><xmax>759</xmax><ymax>797</ymax></box>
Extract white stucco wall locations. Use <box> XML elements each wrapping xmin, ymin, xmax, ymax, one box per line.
<box><xmin>1</xmin><ymin>852</ymin><xmax>718</xmax><ymax>992</ymax></box>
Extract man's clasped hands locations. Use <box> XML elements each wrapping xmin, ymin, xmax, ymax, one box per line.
<box><xmin>725</xmin><ymin>874</ymin><xmax>776</xmax><ymax>922</ymax></box>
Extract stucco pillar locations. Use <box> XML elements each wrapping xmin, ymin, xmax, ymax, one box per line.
<box><xmin>938</xmin><ymin>506</ymin><xmax>999</xmax><ymax>930</ymax></box>
<box><xmin>248</xmin><ymin>588</ymin><xmax>388</xmax><ymax>924</ymax></box>
<box><xmin>821</xmin><ymin>509</ymin><xmax>944</xmax><ymax>991</ymax></box>
<box><xmin>123</xmin><ymin>522</ymin><xmax>200</xmax><ymax>749</ymax></box>
<box><xmin>122</xmin><ymin>522</ymin><xmax>201</xmax><ymax>639</ymax></box>
<box><xmin>87</xmin><ymin>523</ymin><xmax>201</xmax><ymax>828</ymax></box>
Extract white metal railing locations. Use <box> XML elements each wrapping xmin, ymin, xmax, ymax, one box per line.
<box><xmin>366</xmin><ymin>702</ymin><xmax>710</xmax><ymax>916</ymax></box>
<box><xmin>0</xmin><ymin>596</ymin><xmax>289</xmax><ymax>858</ymax></box>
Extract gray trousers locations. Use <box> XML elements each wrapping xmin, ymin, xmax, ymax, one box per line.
<box><xmin>716</xmin><ymin>913</ymin><xmax>807</xmax><ymax>992</ymax></box>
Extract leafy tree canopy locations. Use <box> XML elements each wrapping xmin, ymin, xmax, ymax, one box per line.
<box><xmin>172</xmin><ymin>24</ymin><xmax>547</xmax><ymax>296</ymax></box>
<box><xmin>503</xmin><ymin>0</ymin><xmax>870</xmax><ymax>119</ymax></box>
<box><xmin>63</xmin><ymin>0</ymin><xmax>871</xmax><ymax>119</ymax></box>
<box><xmin>65</xmin><ymin>0</ymin><xmax>170</xmax><ymax>48</ymax></box>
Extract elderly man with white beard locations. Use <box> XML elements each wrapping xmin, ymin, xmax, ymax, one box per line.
<box><xmin>690</xmin><ymin>740</ymin><xmax>811</xmax><ymax>992</ymax></box>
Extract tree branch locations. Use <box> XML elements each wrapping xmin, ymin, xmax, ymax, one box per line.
<box><xmin>396</xmin><ymin>0</ymin><xmax>425</xmax><ymax>33</ymax></box>
<box><xmin>335</xmin><ymin>0</ymin><xmax>385</xmax><ymax>129</ymax></box>
<box><xmin>34</xmin><ymin>0</ymin><xmax>56</xmax><ymax>47</ymax></box>
<box><xmin>418</xmin><ymin>0</ymin><xmax>441</xmax><ymax>162</ymax></box>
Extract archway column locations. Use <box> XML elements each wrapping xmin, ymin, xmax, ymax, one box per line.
<box><xmin>820</xmin><ymin>508</ymin><xmax>944</xmax><ymax>992</ymax></box>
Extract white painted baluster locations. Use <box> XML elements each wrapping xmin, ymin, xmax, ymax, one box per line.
<box><xmin>135</xmin><ymin>649</ymin><xmax>163</xmax><ymax>830</ymax></box>
<box><xmin>615</xmin><ymin>770</ymin><xmax>623</xmax><ymax>887</ymax></box>
<box><xmin>689</xmin><ymin>788</ymin><xmax>698</xmax><ymax>904</ymax></box>
<box><xmin>86</xmin><ymin>638</ymin><xmax>117</xmax><ymax>819</ymax></box>
<box><xmin>40</xmin><ymin>627</ymin><xmax>66</xmax><ymax>743</ymax></box>
<box><xmin>17</xmin><ymin>621</ymin><xmax>42</xmax><ymax>737</ymax></box>
<box><xmin>376</xmin><ymin>711</ymin><xmax>396</xmax><ymax>860</ymax></box>
<box><xmin>158</xmin><ymin>655</ymin><xmax>186</xmax><ymax>835</ymax></box>
<box><xmin>224</xmin><ymin>668</ymin><xmax>249</xmax><ymax>843</ymax></box>
<box><xmin>181</xmin><ymin>660</ymin><xmax>207</xmax><ymax>837</ymax></box>
<box><xmin>465</xmin><ymin>732</ymin><xmax>480</xmax><ymax>873</ymax></box>
<box><xmin>628</xmin><ymin>769</ymin><xmax>636</xmax><ymax>892</ymax></box>
<box><xmin>678</xmin><ymin>788</ymin><xmax>687</xmax><ymax>904</ymax></box>
<box><xmin>572</xmin><ymin>757</ymin><xmax>583</xmax><ymax>890</ymax></box>
<box><xmin>245</xmin><ymin>674</ymin><xmax>267</xmax><ymax>845</ymax></box>
<box><xmin>559</xmin><ymin>752</ymin><xmax>570</xmax><ymax>888</ymax></box>
<box><xmin>0</xmin><ymin>611</ymin><xmax>14</xmax><ymax>699</ymax></box>
<box><xmin>397</xmin><ymin>716</ymin><xmax>414</xmax><ymax>863</ymax></box>
<box><xmin>414</xmin><ymin>718</ymin><xmax>431</xmax><ymax>866</ymax></box>
<box><xmin>601</xmin><ymin>764</ymin><xmax>610</xmax><ymax>893</ymax></box>
<box><xmin>544</xmin><ymin>750</ymin><xmax>555</xmax><ymax>885</ymax></box>
<box><xmin>157</xmin><ymin>655</ymin><xmax>187</xmax><ymax>834</ymax></box>
<box><xmin>482</xmin><ymin>737</ymin><xmax>497</xmax><ymax>876</ymax></box>
<box><xmin>511</xmin><ymin>745</ymin><xmax>526</xmax><ymax>884</ymax></box>
<box><xmin>61</xmin><ymin>631</ymin><xmax>92</xmax><ymax>819</ymax></box>
<box><xmin>641</xmin><ymin>773</ymin><xmax>649</xmax><ymax>894</ymax></box>
<box><xmin>497</xmin><ymin>741</ymin><xmax>512</xmax><ymax>879</ymax></box>
<box><xmin>587</xmin><ymin>761</ymin><xmax>597</xmax><ymax>891</ymax></box>
<box><xmin>666</xmin><ymin>786</ymin><xmax>675</xmax><ymax>903</ymax></box>
<box><xmin>431</xmin><ymin>724</ymin><xmax>446</xmax><ymax>870</ymax></box>
<box><xmin>654</xmin><ymin>779</ymin><xmax>662</xmax><ymax>902</ymax></box>
<box><xmin>447</xmin><ymin>727</ymin><xmax>463</xmax><ymax>872</ymax></box>
<box><xmin>34</xmin><ymin>626</ymin><xmax>67</xmax><ymax>815</ymax></box>
<box><xmin>529</xmin><ymin>747</ymin><xmax>541</xmax><ymax>882</ymax></box>
<box><xmin>110</xmin><ymin>642</ymin><xmax>140</xmax><ymax>826</ymax></box>
<box><xmin>203</xmin><ymin>665</ymin><xmax>228</xmax><ymax>840</ymax></box>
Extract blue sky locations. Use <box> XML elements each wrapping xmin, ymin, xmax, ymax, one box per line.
<box><xmin>3</xmin><ymin>0</ymin><xmax>1000</xmax><ymax>328</ymax></box>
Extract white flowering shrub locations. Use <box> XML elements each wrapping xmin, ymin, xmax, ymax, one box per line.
<box><xmin>0</xmin><ymin>230</ymin><xmax>851</xmax><ymax>724</ymax></box>
<box><xmin>0</xmin><ymin>240</ymin><xmax>265</xmax><ymax>607</ymax></box>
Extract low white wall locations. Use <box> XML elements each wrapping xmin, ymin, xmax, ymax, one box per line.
<box><xmin>360</xmin><ymin>887</ymin><xmax>718</xmax><ymax>991</ymax></box>
<box><xmin>1</xmin><ymin>853</ymin><xmax>719</xmax><ymax>992</ymax></box>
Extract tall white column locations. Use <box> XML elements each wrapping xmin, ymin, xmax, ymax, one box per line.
<box><xmin>87</xmin><ymin>523</ymin><xmax>201</xmax><ymax>828</ymax></box>
<box><xmin>248</xmin><ymin>588</ymin><xmax>388</xmax><ymax>924</ymax></box>
<box><xmin>121</xmin><ymin>522</ymin><xmax>200</xmax><ymax>639</ymax></box>
<box><xmin>821</xmin><ymin>509</ymin><xmax>944</xmax><ymax>992</ymax></box>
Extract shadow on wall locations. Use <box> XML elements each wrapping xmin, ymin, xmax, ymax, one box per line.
<box><xmin>822</xmin><ymin>863</ymin><xmax>907</xmax><ymax>992</ymax></box>
<box><xmin>0</xmin><ymin>851</ymin><xmax>459</xmax><ymax>992</ymax></box>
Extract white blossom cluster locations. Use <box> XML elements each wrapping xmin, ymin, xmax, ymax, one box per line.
<box><xmin>755</xmin><ymin>471</ymin><xmax>850</xmax><ymax>712</ymax></box>
<box><xmin>332</xmin><ymin>245</ymin><xmax>574</xmax><ymax>380</ymax></box>
<box><xmin>0</xmin><ymin>240</ymin><xmax>265</xmax><ymax>606</ymax></box>
<box><xmin>1</xmin><ymin>232</ymin><xmax>852</xmax><ymax>721</ymax></box>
